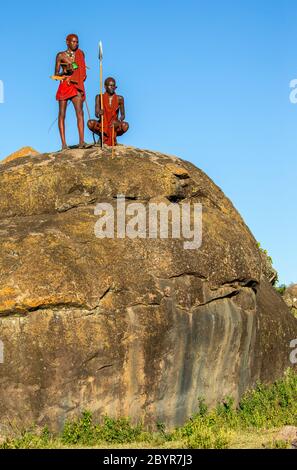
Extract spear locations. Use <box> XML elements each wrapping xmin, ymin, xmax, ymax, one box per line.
<box><xmin>98</xmin><ymin>41</ymin><xmax>104</xmax><ymax>147</ymax></box>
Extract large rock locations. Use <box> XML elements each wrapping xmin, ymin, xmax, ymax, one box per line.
<box><xmin>0</xmin><ymin>145</ymin><xmax>296</xmax><ymax>432</ymax></box>
<box><xmin>283</xmin><ymin>284</ymin><xmax>297</xmax><ymax>317</ymax></box>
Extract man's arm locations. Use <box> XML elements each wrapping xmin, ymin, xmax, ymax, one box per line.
<box><xmin>81</xmin><ymin>50</ymin><xmax>87</xmax><ymax>81</ymax></box>
<box><xmin>55</xmin><ymin>52</ymin><xmax>63</xmax><ymax>76</ymax></box>
<box><xmin>118</xmin><ymin>96</ymin><xmax>125</xmax><ymax>121</ymax></box>
<box><xmin>95</xmin><ymin>95</ymin><xmax>103</xmax><ymax>119</ymax></box>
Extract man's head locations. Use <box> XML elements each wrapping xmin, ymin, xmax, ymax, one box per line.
<box><xmin>104</xmin><ymin>77</ymin><xmax>117</xmax><ymax>95</ymax></box>
<box><xmin>66</xmin><ymin>34</ymin><xmax>79</xmax><ymax>51</ymax></box>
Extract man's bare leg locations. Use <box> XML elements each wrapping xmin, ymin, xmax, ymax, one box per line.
<box><xmin>113</xmin><ymin>120</ymin><xmax>129</xmax><ymax>135</ymax></box>
<box><xmin>58</xmin><ymin>100</ymin><xmax>68</xmax><ymax>149</ymax></box>
<box><xmin>87</xmin><ymin>119</ymin><xmax>102</xmax><ymax>146</ymax></box>
<box><xmin>72</xmin><ymin>93</ymin><xmax>85</xmax><ymax>146</ymax></box>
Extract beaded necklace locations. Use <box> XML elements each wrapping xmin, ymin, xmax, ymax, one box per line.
<box><xmin>66</xmin><ymin>49</ymin><xmax>75</xmax><ymax>61</ymax></box>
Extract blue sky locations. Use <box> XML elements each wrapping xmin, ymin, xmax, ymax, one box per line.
<box><xmin>0</xmin><ymin>0</ymin><xmax>296</xmax><ymax>284</ymax></box>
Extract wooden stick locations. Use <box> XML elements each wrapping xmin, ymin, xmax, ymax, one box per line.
<box><xmin>50</xmin><ymin>75</ymin><xmax>78</xmax><ymax>83</ymax></box>
<box><xmin>100</xmin><ymin>61</ymin><xmax>104</xmax><ymax>148</ymax></box>
<box><xmin>112</xmin><ymin>124</ymin><xmax>115</xmax><ymax>157</ymax></box>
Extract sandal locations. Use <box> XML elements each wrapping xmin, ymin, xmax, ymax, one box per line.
<box><xmin>78</xmin><ymin>142</ymin><xmax>93</xmax><ymax>149</ymax></box>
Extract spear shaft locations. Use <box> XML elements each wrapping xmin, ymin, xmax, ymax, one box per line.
<box><xmin>99</xmin><ymin>41</ymin><xmax>104</xmax><ymax>147</ymax></box>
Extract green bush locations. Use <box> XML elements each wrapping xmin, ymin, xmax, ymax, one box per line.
<box><xmin>275</xmin><ymin>284</ymin><xmax>287</xmax><ymax>295</ymax></box>
<box><xmin>183</xmin><ymin>423</ymin><xmax>231</xmax><ymax>449</ymax></box>
<box><xmin>61</xmin><ymin>410</ymin><xmax>98</xmax><ymax>445</ymax></box>
<box><xmin>170</xmin><ymin>369</ymin><xmax>297</xmax><ymax>449</ymax></box>
<box><xmin>1</xmin><ymin>369</ymin><xmax>296</xmax><ymax>449</ymax></box>
<box><xmin>266</xmin><ymin>439</ymin><xmax>290</xmax><ymax>449</ymax></box>
<box><xmin>61</xmin><ymin>411</ymin><xmax>144</xmax><ymax>445</ymax></box>
<box><xmin>0</xmin><ymin>426</ymin><xmax>52</xmax><ymax>449</ymax></box>
<box><xmin>97</xmin><ymin>416</ymin><xmax>143</xmax><ymax>444</ymax></box>
<box><xmin>236</xmin><ymin>369</ymin><xmax>297</xmax><ymax>428</ymax></box>
<box><xmin>257</xmin><ymin>242</ymin><xmax>273</xmax><ymax>264</ymax></box>
<box><xmin>173</xmin><ymin>415</ymin><xmax>231</xmax><ymax>449</ymax></box>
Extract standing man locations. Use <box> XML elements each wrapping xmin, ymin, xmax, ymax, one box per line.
<box><xmin>55</xmin><ymin>34</ymin><xmax>88</xmax><ymax>149</ymax></box>
<box><xmin>87</xmin><ymin>77</ymin><xmax>129</xmax><ymax>146</ymax></box>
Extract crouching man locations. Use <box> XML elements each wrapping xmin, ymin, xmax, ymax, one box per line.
<box><xmin>87</xmin><ymin>77</ymin><xmax>129</xmax><ymax>146</ymax></box>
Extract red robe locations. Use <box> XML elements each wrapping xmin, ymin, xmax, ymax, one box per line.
<box><xmin>102</xmin><ymin>93</ymin><xmax>119</xmax><ymax>146</ymax></box>
<box><xmin>56</xmin><ymin>49</ymin><xmax>86</xmax><ymax>101</ymax></box>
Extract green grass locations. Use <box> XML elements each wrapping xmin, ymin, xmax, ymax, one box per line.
<box><xmin>1</xmin><ymin>369</ymin><xmax>296</xmax><ymax>449</ymax></box>
<box><xmin>61</xmin><ymin>413</ymin><xmax>144</xmax><ymax>445</ymax></box>
<box><xmin>275</xmin><ymin>284</ymin><xmax>287</xmax><ymax>295</ymax></box>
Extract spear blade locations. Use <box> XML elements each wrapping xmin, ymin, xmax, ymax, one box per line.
<box><xmin>98</xmin><ymin>41</ymin><xmax>103</xmax><ymax>61</ymax></box>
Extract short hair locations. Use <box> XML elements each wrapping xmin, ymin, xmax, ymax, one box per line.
<box><xmin>104</xmin><ymin>77</ymin><xmax>116</xmax><ymax>86</ymax></box>
<box><xmin>66</xmin><ymin>34</ymin><xmax>78</xmax><ymax>42</ymax></box>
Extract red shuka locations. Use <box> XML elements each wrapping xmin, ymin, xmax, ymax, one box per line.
<box><xmin>102</xmin><ymin>93</ymin><xmax>119</xmax><ymax>146</ymax></box>
<box><xmin>56</xmin><ymin>49</ymin><xmax>86</xmax><ymax>101</ymax></box>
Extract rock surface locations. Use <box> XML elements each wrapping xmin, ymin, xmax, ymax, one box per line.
<box><xmin>276</xmin><ymin>425</ymin><xmax>297</xmax><ymax>443</ymax></box>
<box><xmin>283</xmin><ymin>284</ymin><xmax>297</xmax><ymax>313</ymax></box>
<box><xmin>259</xmin><ymin>249</ymin><xmax>278</xmax><ymax>285</ymax></box>
<box><xmin>0</xmin><ymin>145</ymin><xmax>296</xmax><ymax>432</ymax></box>
<box><xmin>0</xmin><ymin>146</ymin><xmax>39</xmax><ymax>165</ymax></box>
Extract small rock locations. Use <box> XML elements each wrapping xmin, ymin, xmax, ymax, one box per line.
<box><xmin>283</xmin><ymin>284</ymin><xmax>297</xmax><ymax>310</ymax></box>
<box><xmin>276</xmin><ymin>425</ymin><xmax>297</xmax><ymax>442</ymax></box>
<box><xmin>1</xmin><ymin>146</ymin><xmax>39</xmax><ymax>164</ymax></box>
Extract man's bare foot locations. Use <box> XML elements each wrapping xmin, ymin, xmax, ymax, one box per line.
<box><xmin>61</xmin><ymin>144</ymin><xmax>70</xmax><ymax>151</ymax></box>
<box><xmin>78</xmin><ymin>142</ymin><xmax>93</xmax><ymax>149</ymax></box>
